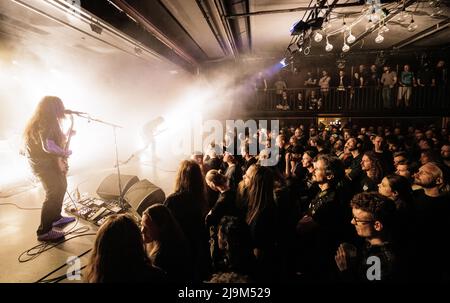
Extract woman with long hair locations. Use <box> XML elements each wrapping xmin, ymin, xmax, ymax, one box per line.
<box><xmin>141</xmin><ymin>204</ymin><xmax>192</xmax><ymax>282</ymax></box>
<box><xmin>164</xmin><ymin>160</ymin><xmax>210</xmax><ymax>280</ymax></box>
<box><xmin>245</xmin><ymin>165</ymin><xmax>279</xmax><ymax>281</ymax></box>
<box><xmin>23</xmin><ymin>96</ymin><xmax>74</xmax><ymax>241</ymax></box>
<box><xmin>86</xmin><ymin>214</ymin><xmax>165</xmax><ymax>283</ymax></box>
<box><xmin>358</xmin><ymin>151</ymin><xmax>384</xmax><ymax>193</ymax></box>
<box><xmin>235</xmin><ymin>164</ymin><xmax>257</xmax><ymax>214</ymax></box>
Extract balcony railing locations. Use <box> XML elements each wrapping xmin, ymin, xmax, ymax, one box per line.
<box><xmin>249</xmin><ymin>85</ymin><xmax>450</xmax><ymax>116</ymax></box>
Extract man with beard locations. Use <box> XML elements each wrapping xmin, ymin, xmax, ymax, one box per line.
<box><xmin>372</xmin><ymin>135</ymin><xmax>394</xmax><ymax>174</ymax></box>
<box><xmin>296</xmin><ymin>154</ymin><xmax>350</xmax><ymax>281</ymax></box>
<box><xmin>412</xmin><ymin>162</ymin><xmax>449</xmax><ymax>281</ymax></box>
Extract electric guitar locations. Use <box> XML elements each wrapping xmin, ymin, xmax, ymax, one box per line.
<box><xmin>115</xmin><ymin>128</ymin><xmax>167</xmax><ymax>167</ymax></box>
<box><xmin>58</xmin><ymin>114</ymin><xmax>74</xmax><ymax>175</ymax></box>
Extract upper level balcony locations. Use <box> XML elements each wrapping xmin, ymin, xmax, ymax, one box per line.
<box><xmin>238</xmin><ymin>85</ymin><xmax>450</xmax><ymax>119</ymax></box>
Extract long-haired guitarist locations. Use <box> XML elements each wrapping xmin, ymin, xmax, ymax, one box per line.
<box><xmin>23</xmin><ymin>96</ymin><xmax>76</xmax><ymax>242</ymax></box>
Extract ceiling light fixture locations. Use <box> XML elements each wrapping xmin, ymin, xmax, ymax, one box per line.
<box><xmin>347</xmin><ymin>30</ymin><xmax>356</xmax><ymax>44</ymax></box>
<box><xmin>325</xmin><ymin>36</ymin><xmax>333</xmax><ymax>52</ymax></box>
<box><xmin>314</xmin><ymin>32</ymin><xmax>323</xmax><ymax>42</ymax></box>
<box><xmin>342</xmin><ymin>43</ymin><xmax>350</xmax><ymax>52</ymax></box>
<box><xmin>375</xmin><ymin>32</ymin><xmax>384</xmax><ymax>44</ymax></box>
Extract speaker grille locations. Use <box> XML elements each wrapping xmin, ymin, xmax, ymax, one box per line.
<box><xmin>124</xmin><ymin>179</ymin><xmax>165</xmax><ymax>215</ymax></box>
<box><xmin>96</xmin><ymin>174</ymin><xmax>139</xmax><ymax>200</ymax></box>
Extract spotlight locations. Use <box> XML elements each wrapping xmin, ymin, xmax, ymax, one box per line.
<box><xmin>279</xmin><ymin>58</ymin><xmax>288</xmax><ymax>68</ymax></box>
<box><xmin>90</xmin><ymin>22</ymin><xmax>103</xmax><ymax>34</ymax></box>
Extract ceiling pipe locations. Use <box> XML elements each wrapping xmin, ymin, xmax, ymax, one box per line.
<box><xmin>225</xmin><ymin>2</ymin><xmax>363</xmax><ymax>19</ymax></box>
<box><xmin>213</xmin><ymin>0</ymin><xmax>239</xmax><ymax>58</ymax></box>
<box><xmin>110</xmin><ymin>0</ymin><xmax>198</xmax><ymax>67</ymax></box>
<box><xmin>195</xmin><ymin>0</ymin><xmax>229</xmax><ymax>56</ymax></box>
<box><xmin>11</xmin><ymin>0</ymin><xmax>163</xmax><ymax>62</ymax></box>
<box><xmin>245</xmin><ymin>0</ymin><xmax>252</xmax><ymax>51</ymax></box>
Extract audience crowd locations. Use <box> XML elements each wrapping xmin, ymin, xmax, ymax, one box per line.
<box><xmin>86</xmin><ymin>121</ymin><xmax>450</xmax><ymax>283</ymax></box>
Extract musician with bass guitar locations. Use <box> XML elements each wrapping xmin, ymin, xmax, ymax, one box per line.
<box><xmin>24</xmin><ymin>96</ymin><xmax>76</xmax><ymax>242</ymax></box>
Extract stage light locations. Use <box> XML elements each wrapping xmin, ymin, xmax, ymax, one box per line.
<box><xmin>279</xmin><ymin>58</ymin><xmax>288</xmax><ymax>68</ymax></box>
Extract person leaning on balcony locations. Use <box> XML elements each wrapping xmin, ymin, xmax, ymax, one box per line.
<box><xmin>304</xmin><ymin>71</ymin><xmax>317</xmax><ymax>100</ymax></box>
<box><xmin>397</xmin><ymin>64</ymin><xmax>416</xmax><ymax>108</ymax></box>
<box><xmin>274</xmin><ymin>75</ymin><xmax>287</xmax><ymax>103</ymax></box>
<box><xmin>380</xmin><ymin>65</ymin><xmax>397</xmax><ymax>109</ymax></box>
<box><xmin>319</xmin><ymin>70</ymin><xmax>331</xmax><ymax>100</ymax></box>
<box><xmin>336</xmin><ymin>70</ymin><xmax>351</xmax><ymax>110</ymax></box>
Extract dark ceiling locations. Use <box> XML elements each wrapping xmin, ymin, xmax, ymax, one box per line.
<box><xmin>1</xmin><ymin>0</ymin><xmax>449</xmax><ymax>73</ymax></box>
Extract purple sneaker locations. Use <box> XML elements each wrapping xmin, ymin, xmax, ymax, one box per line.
<box><xmin>37</xmin><ymin>230</ymin><xmax>65</xmax><ymax>242</ymax></box>
<box><xmin>52</xmin><ymin>216</ymin><xmax>76</xmax><ymax>227</ymax></box>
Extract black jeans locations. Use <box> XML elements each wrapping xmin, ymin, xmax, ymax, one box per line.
<box><xmin>32</xmin><ymin>163</ymin><xmax>67</xmax><ymax>235</ymax></box>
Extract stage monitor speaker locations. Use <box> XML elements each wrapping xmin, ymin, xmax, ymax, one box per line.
<box><xmin>96</xmin><ymin>174</ymin><xmax>139</xmax><ymax>200</ymax></box>
<box><xmin>124</xmin><ymin>179</ymin><xmax>166</xmax><ymax>216</ymax></box>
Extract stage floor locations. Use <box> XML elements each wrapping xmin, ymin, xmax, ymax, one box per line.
<box><xmin>0</xmin><ymin>160</ymin><xmax>178</xmax><ymax>283</ymax></box>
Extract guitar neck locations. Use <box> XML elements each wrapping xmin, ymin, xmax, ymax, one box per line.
<box><xmin>63</xmin><ymin>115</ymin><xmax>75</xmax><ymax>152</ymax></box>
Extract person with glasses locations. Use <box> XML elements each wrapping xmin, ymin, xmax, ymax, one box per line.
<box><xmin>335</xmin><ymin>192</ymin><xmax>403</xmax><ymax>282</ymax></box>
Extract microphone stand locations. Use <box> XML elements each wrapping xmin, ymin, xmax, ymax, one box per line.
<box><xmin>73</xmin><ymin>112</ymin><xmax>127</xmax><ymax>209</ymax></box>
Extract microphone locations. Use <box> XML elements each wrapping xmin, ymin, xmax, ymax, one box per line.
<box><xmin>64</xmin><ymin>109</ymin><xmax>86</xmax><ymax>115</ymax></box>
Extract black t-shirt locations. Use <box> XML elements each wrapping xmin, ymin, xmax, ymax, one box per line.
<box><xmin>340</xmin><ymin>242</ymin><xmax>402</xmax><ymax>283</ymax></box>
<box><xmin>225</xmin><ymin>165</ymin><xmax>243</xmax><ymax>191</ymax></box>
<box><xmin>411</xmin><ymin>189</ymin><xmax>450</xmax><ymax>278</ymax></box>
<box><xmin>249</xmin><ymin>204</ymin><xmax>278</xmax><ymax>251</ymax></box>
<box><xmin>374</xmin><ymin>150</ymin><xmax>394</xmax><ymax>175</ymax></box>
<box><xmin>164</xmin><ymin>192</ymin><xmax>205</xmax><ymax>248</ymax></box>
<box><xmin>412</xmin><ymin>189</ymin><xmax>449</xmax><ymax>231</ymax></box>
<box><xmin>26</xmin><ymin>125</ymin><xmax>61</xmax><ymax>168</ymax></box>
<box><xmin>358</xmin><ymin>174</ymin><xmax>379</xmax><ymax>193</ymax></box>
<box><xmin>206</xmin><ymin>190</ymin><xmax>239</xmax><ymax>228</ymax></box>
<box><xmin>348</xmin><ymin>153</ymin><xmax>363</xmax><ymax>181</ymax></box>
